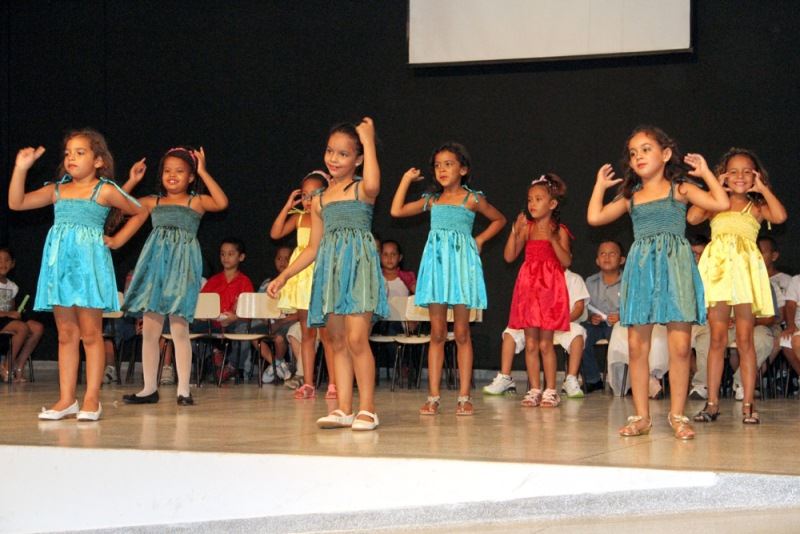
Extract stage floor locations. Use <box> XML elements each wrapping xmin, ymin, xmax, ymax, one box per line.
<box><xmin>3</xmin><ymin>377</ymin><xmax>800</xmax><ymax>476</ymax></box>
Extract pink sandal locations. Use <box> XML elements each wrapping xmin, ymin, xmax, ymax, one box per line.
<box><xmin>294</xmin><ymin>384</ymin><xmax>316</xmax><ymax>399</ymax></box>
<box><xmin>325</xmin><ymin>384</ymin><xmax>337</xmax><ymax>399</ymax></box>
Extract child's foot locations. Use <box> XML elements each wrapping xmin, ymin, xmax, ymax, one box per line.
<box><xmin>619</xmin><ymin>415</ymin><xmax>652</xmax><ymax>437</ymax></box>
<box><xmin>648</xmin><ymin>376</ymin><xmax>663</xmax><ymax>399</ymax></box>
<box><xmin>325</xmin><ymin>384</ymin><xmax>337</xmax><ymax>399</ymax></box>
<box><xmin>0</xmin><ymin>361</ymin><xmax>9</xmax><ymax>382</ymax></box>
<box><xmin>160</xmin><ymin>365</ymin><xmax>175</xmax><ymax>385</ymax></box>
<box><xmin>455</xmin><ymin>396</ymin><xmax>473</xmax><ymax>416</ymax></box>
<box><xmin>294</xmin><ymin>384</ymin><xmax>316</xmax><ymax>399</ymax></box>
<box><xmin>419</xmin><ymin>396</ymin><xmax>440</xmax><ymax>415</ymax></box>
<box><xmin>261</xmin><ymin>364</ymin><xmax>275</xmax><ymax>384</ymax></box>
<box><xmin>541</xmin><ymin>388</ymin><xmax>560</xmax><ymax>408</ymax></box>
<box><xmin>561</xmin><ymin>375</ymin><xmax>584</xmax><ymax>399</ymax></box>
<box><xmin>668</xmin><ymin>413</ymin><xmax>695</xmax><ymax>440</ymax></box>
<box><xmin>317</xmin><ymin>409</ymin><xmax>354</xmax><ymax>429</ymax></box>
<box><xmin>13</xmin><ymin>368</ymin><xmax>28</xmax><ymax>383</ymax></box>
<box><xmin>351</xmin><ymin>410</ymin><xmax>380</xmax><ymax>431</ymax></box>
<box><xmin>275</xmin><ymin>360</ymin><xmax>291</xmax><ymax>380</ymax></box>
<box><xmin>521</xmin><ymin>388</ymin><xmax>542</xmax><ymax>407</ymax></box>
<box><xmin>102</xmin><ymin>365</ymin><xmax>117</xmax><ymax>385</ymax></box>
<box><xmin>482</xmin><ymin>373</ymin><xmax>516</xmax><ymax>395</ymax></box>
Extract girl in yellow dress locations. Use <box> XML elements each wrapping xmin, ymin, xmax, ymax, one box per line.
<box><xmin>270</xmin><ymin>171</ymin><xmax>336</xmax><ymax>399</ymax></box>
<box><xmin>688</xmin><ymin>148</ymin><xmax>787</xmax><ymax>424</ymax></box>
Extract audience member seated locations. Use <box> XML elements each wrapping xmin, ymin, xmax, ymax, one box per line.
<box><xmin>0</xmin><ymin>247</ymin><xmax>44</xmax><ymax>383</ymax></box>
<box><xmin>255</xmin><ymin>246</ymin><xmax>298</xmax><ymax>383</ymax></box>
<box><xmin>580</xmin><ymin>240</ymin><xmax>624</xmax><ymax>393</ymax></box>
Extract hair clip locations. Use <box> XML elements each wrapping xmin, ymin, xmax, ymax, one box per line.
<box><xmin>530</xmin><ymin>175</ymin><xmax>550</xmax><ymax>186</ymax></box>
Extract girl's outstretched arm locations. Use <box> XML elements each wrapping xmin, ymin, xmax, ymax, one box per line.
<box><xmin>104</xmin><ymin>196</ymin><xmax>154</xmax><ymax>249</ymax></box>
<box><xmin>750</xmin><ymin>172</ymin><xmax>787</xmax><ymax>224</ymax></box>
<box><xmin>586</xmin><ymin>164</ymin><xmax>627</xmax><ymax>226</ymax></box>
<box><xmin>473</xmin><ymin>196</ymin><xmax>506</xmax><ymax>253</ymax></box>
<box><xmin>122</xmin><ymin>158</ymin><xmax>147</xmax><ymax>194</ymax></box>
<box><xmin>194</xmin><ymin>148</ymin><xmax>229</xmax><ymax>212</ymax></box>
<box><xmin>270</xmin><ymin>189</ymin><xmax>302</xmax><ymax>239</ymax></box>
<box><xmin>504</xmin><ymin>213</ymin><xmax>527</xmax><ymax>262</ymax></box>
<box><xmin>680</xmin><ymin>153</ymin><xmax>730</xmax><ymax>213</ymax></box>
<box><xmin>267</xmin><ymin>196</ymin><xmax>323</xmax><ymax>298</ymax></box>
<box><xmin>8</xmin><ymin>146</ymin><xmax>55</xmax><ymax>211</ymax></box>
<box><xmin>356</xmin><ymin>117</ymin><xmax>380</xmax><ymax>200</ymax></box>
<box><xmin>390</xmin><ymin>167</ymin><xmax>427</xmax><ymax>217</ymax></box>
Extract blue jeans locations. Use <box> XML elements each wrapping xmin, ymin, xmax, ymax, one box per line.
<box><xmin>581</xmin><ymin>321</ymin><xmax>612</xmax><ymax>384</ymax></box>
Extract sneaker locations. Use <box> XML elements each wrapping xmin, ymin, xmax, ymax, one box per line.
<box><xmin>103</xmin><ymin>365</ymin><xmax>117</xmax><ymax>385</ymax></box>
<box><xmin>284</xmin><ymin>375</ymin><xmax>303</xmax><ymax>389</ymax></box>
<box><xmin>261</xmin><ymin>364</ymin><xmax>275</xmax><ymax>384</ymax></box>
<box><xmin>734</xmin><ymin>384</ymin><xmax>744</xmax><ymax>401</ymax></box>
<box><xmin>275</xmin><ymin>360</ymin><xmax>290</xmax><ymax>380</ymax></box>
<box><xmin>159</xmin><ymin>365</ymin><xmax>175</xmax><ymax>386</ymax></box>
<box><xmin>482</xmin><ymin>373</ymin><xmax>516</xmax><ymax>395</ymax></box>
<box><xmin>562</xmin><ymin>375</ymin><xmax>584</xmax><ymax>399</ymax></box>
<box><xmin>689</xmin><ymin>385</ymin><xmax>708</xmax><ymax>400</ymax></box>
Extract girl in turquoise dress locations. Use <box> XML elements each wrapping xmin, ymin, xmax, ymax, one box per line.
<box><xmin>107</xmin><ymin>147</ymin><xmax>228</xmax><ymax>406</ymax></box>
<box><xmin>391</xmin><ymin>142</ymin><xmax>506</xmax><ymax>417</ymax></box>
<box><xmin>8</xmin><ymin>129</ymin><xmax>141</xmax><ymax>421</ymax></box>
<box><xmin>587</xmin><ymin>126</ymin><xmax>729</xmax><ymax>440</ymax></box>
<box><xmin>269</xmin><ymin>118</ymin><xmax>386</xmax><ymax>431</ymax></box>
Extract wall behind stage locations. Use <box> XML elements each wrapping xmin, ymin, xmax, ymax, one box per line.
<box><xmin>2</xmin><ymin>1</ymin><xmax>798</xmax><ymax>368</ymax></box>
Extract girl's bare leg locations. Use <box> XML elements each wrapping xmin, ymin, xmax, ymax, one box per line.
<box><xmin>452</xmin><ymin>305</ymin><xmax>473</xmax><ymax>397</ymax></box>
<box><xmin>320</xmin><ymin>326</ymin><xmax>335</xmax><ymax>387</ymax></box>
<box><xmin>706</xmin><ymin>304</ymin><xmax>731</xmax><ymax>406</ymax></box>
<box><xmin>345</xmin><ymin>313</ymin><xmax>376</xmax><ymax>420</ymax></box>
<box><xmin>76</xmin><ymin>307</ymin><xmax>105</xmax><ymax>412</ymax></box>
<box><xmin>325</xmin><ymin>314</ymin><xmax>352</xmax><ymax>413</ymax></box>
<box><xmin>539</xmin><ymin>330</ymin><xmax>557</xmax><ymax>390</ymax></box>
<box><xmin>628</xmin><ymin>324</ymin><xmax>654</xmax><ymax>418</ymax></box>
<box><xmin>426</xmin><ymin>304</ymin><xmax>448</xmax><ymax>398</ymax></box>
<box><xmin>733</xmin><ymin>304</ymin><xmax>757</xmax><ymax>405</ymax></box>
<box><xmin>523</xmin><ymin>328</ymin><xmax>541</xmax><ymax>389</ymax></box>
<box><xmin>298</xmin><ymin>310</ymin><xmax>316</xmax><ymax>387</ymax></box>
<box><xmin>666</xmin><ymin>321</ymin><xmax>692</xmax><ymax>416</ymax></box>
<box><xmin>52</xmin><ymin>306</ymin><xmax>81</xmax><ymax>410</ymax></box>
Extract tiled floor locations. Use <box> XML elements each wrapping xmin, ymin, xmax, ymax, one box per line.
<box><xmin>3</xmin><ymin>378</ymin><xmax>800</xmax><ymax>476</ymax></box>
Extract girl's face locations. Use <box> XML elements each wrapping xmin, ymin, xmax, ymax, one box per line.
<box><xmin>527</xmin><ymin>185</ymin><xmax>556</xmax><ymax>219</ymax></box>
<box><xmin>628</xmin><ymin>132</ymin><xmax>670</xmax><ymax>180</ymax></box>
<box><xmin>724</xmin><ymin>154</ymin><xmax>757</xmax><ymax>193</ymax></box>
<box><xmin>162</xmin><ymin>156</ymin><xmax>194</xmax><ymax>195</ymax></box>
<box><xmin>433</xmin><ymin>150</ymin><xmax>467</xmax><ymax>189</ymax></box>
<box><xmin>380</xmin><ymin>242</ymin><xmax>401</xmax><ymax>270</ymax></box>
<box><xmin>64</xmin><ymin>136</ymin><xmax>103</xmax><ymax>180</ymax></box>
<box><xmin>300</xmin><ymin>178</ymin><xmax>324</xmax><ymax>211</ymax></box>
<box><xmin>274</xmin><ymin>248</ymin><xmax>291</xmax><ymax>273</ymax></box>
<box><xmin>324</xmin><ymin>133</ymin><xmax>363</xmax><ymax>181</ymax></box>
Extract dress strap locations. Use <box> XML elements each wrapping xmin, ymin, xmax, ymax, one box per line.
<box><xmin>187</xmin><ymin>193</ymin><xmax>195</xmax><ymax>207</ymax></box>
<box><xmin>155</xmin><ymin>194</ymin><xmax>162</xmax><ymax>206</ymax></box>
<box><xmin>93</xmin><ymin>177</ymin><xmax>142</xmax><ymax>207</ymax></box>
<box><xmin>49</xmin><ymin>174</ymin><xmax>72</xmax><ymax>200</ymax></box>
<box><xmin>343</xmin><ymin>176</ymin><xmax>362</xmax><ymax>200</ymax></box>
<box><xmin>741</xmin><ymin>201</ymin><xmax>754</xmax><ymax>214</ymax></box>
<box><xmin>461</xmin><ymin>185</ymin><xmax>484</xmax><ymax>206</ymax></box>
<box><xmin>422</xmin><ymin>192</ymin><xmax>440</xmax><ymax>212</ymax></box>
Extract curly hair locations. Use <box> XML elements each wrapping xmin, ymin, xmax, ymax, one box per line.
<box><xmin>617</xmin><ymin>125</ymin><xmax>686</xmax><ymax>199</ymax></box>
<box><xmin>428</xmin><ymin>141</ymin><xmax>472</xmax><ymax>195</ymax></box>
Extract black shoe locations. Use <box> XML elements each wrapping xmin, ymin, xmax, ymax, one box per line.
<box><xmin>585</xmin><ymin>380</ymin><xmax>604</xmax><ymax>393</ymax></box>
<box><xmin>177</xmin><ymin>394</ymin><xmax>194</xmax><ymax>406</ymax></box>
<box><xmin>122</xmin><ymin>391</ymin><xmax>160</xmax><ymax>404</ymax></box>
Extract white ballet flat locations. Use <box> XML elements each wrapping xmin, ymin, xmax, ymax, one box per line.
<box><xmin>351</xmin><ymin>410</ymin><xmax>380</xmax><ymax>431</ymax></box>
<box><xmin>77</xmin><ymin>403</ymin><xmax>103</xmax><ymax>422</ymax></box>
<box><xmin>316</xmin><ymin>409</ymin><xmax>355</xmax><ymax>429</ymax></box>
<box><xmin>38</xmin><ymin>400</ymin><xmax>80</xmax><ymax>420</ymax></box>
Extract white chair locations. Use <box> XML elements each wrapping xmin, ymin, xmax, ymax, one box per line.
<box><xmin>158</xmin><ymin>292</ymin><xmax>221</xmax><ymax>386</ymax></box>
<box><xmin>390</xmin><ymin>297</ymin><xmax>432</xmax><ymax>391</ymax></box>
<box><xmin>217</xmin><ymin>293</ymin><xmax>281</xmax><ymax>387</ymax></box>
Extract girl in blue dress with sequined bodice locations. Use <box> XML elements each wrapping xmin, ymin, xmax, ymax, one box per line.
<box><xmin>269</xmin><ymin>118</ymin><xmax>387</xmax><ymax>431</ymax></box>
<box><xmin>8</xmin><ymin>129</ymin><xmax>142</xmax><ymax>421</ymax></box>
<box><xmin>587</xmin><ymin>126</ymin><xmax>729</xmax><ymax>440</ymax></box>
<box><xmin>391</xmin><ymin>143</ymin><xmax>506</xmax><ymax>417</ymax></box>
<box><xmin>107</xmin><ymin>147</ymin><xmax>228</xmax><ymax>406</ymax></box>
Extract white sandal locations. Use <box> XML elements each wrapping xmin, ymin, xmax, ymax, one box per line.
<box><xmin>316</xmin><ymin>409</ymin><xmax>355</xmax><ymax>429</ymax></box>
<box><xmin>351</xmin><ymin>410</ymin><xmax>380</xmax><ymax>431</ymax></box>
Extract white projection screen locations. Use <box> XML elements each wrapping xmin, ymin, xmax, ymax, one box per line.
<box><xmin>408</xmin><ymin>0</ymin><xmax>693</xmax><ymax>66</ymax></box>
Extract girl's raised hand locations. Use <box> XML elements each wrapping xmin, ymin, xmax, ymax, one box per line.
<box><xmin>128</xmin><ymin>158</ymin><xmax>147</xmax><ymax>185</ymax></box>
<box><xmin>684</xmin><ymin>153</ymin><xmax>710</xmax><ymax>177</ymax></box>
<box><xmin>355</xmin><ymin>117</ymin><xmax>375</xmax><ymax>144</ymax></box>
<box><xmin>595</xmin><ymin>164</ymin><xmax>622</xmax><ymax>190</ymax></box>
<box><xmin>401</xmin><ymin>168</ymin><xmax>424</xmax><ymax>183</ymax></box>
<box><xmin>192</xmin><ymin>147</ymin><xmax>207</xmax><ymax>174</ymax></box>
<box><xmin>286</xmin><ymin>188</ymin><xmax>303</xmax><ymax>207</ymax></box>
<box><xmin>15</xmin><ymin>146</ymin><xmax>46</xmax><ymax>171</ymax></box>
<box><xmin>747</xmin><ymin>171</ymin><xmax>768</xmax><ymax>194</ymax></box>
<box><xmin>512</xmin><ymin>212</ymin><xmax>528</xmax><ymax>237</ymax></box>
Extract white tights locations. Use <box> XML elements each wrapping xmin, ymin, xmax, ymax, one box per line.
<box><xmin>140</xmin><ymin>312</ymin><xmax>192</xmax><ymax>398</ymax></box>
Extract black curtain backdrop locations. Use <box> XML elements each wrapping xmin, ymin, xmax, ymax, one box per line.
<box><xmin>2</xmin><ymin>1</ymin><xmax>798</xmax><ymax>367</ymax></box>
